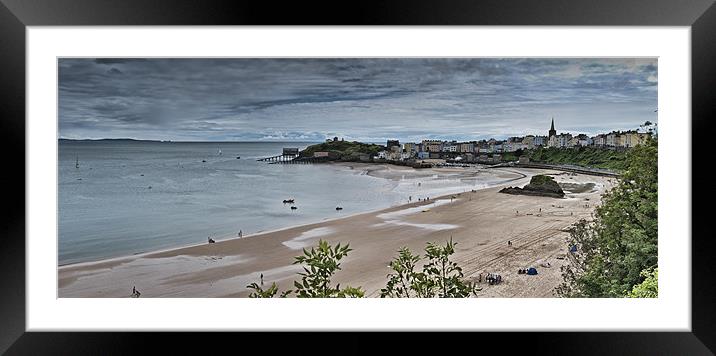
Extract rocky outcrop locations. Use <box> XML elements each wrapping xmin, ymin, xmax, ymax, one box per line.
<box><xmin>499</xmin><ymin>175</ymin><xmax>565</xmax><ymax>198</ymax></box>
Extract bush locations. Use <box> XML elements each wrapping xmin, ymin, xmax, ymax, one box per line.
<box><xmin>248</xmin><ymin>238</ymin><xmax>477</xmax><ymax>298</ymax></box>
<box><xmin>626</xmin><ymin>268</ymin><xmax>658</xmax><ymax>298</ymax></box>
<box><xmin>557</xmin><ymin>137</ymin><xmax>657</xmax><ymax>297</ymax></box>
<box><xmin>381</xmin><ymin>238</ymin><xmax>478</xmax><ymax>298</ymax></box>
<box><xmin>247</xmin><ymin>240</ymin><xmax>364</xmax><ymax>298</ymax></box>
<box><xmin>292</xmin><ymin>240</ymin><xmax>364</xmax><ymax>298</ymax></box>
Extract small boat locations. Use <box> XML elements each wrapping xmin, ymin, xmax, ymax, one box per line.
<box><xmin>336</xmin><ymin>207</ymin><xmax>343</xmax><ymax>210</ymax></box>
<box><xmin>290</xmin><ymin>206</ymin><xmax>298</xmax><ymax>210</ymax></box>
<box><xmin>202</xmin><ymin>159</ymin><xmax>206</xmax><ymax>163</ymax></box>
<box><xmin>236</xmin><ymin>156</ymin><xmax>241</xmax><ymax>159</ymax></box>
<box><xmin>75</xmin><ymin>156</ymin><xmax>79</xmax><ymax>169</ymax></box>
<box><xmin>218</xmin><ymin>148</ymin><xmax>222</xmax><ymax>155</ymax></box>
<box><xmin>283</xmin><ymin>199</ymin><xmax>295</xmax><ymax>204</ymax></box>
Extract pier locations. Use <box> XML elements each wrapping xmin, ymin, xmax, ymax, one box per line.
<box><xmin>257</xmin><ymin>154</ymin><xmax>298</xmax><ymax>162</ymax></box>
<box><xmin>257</xmin><ymin>148</ymin><xmax>332</xmax><ymax>164</ymax></box>
<box><xmin>265</xmin><ymin>156</ymin><xmax>331</xmax><ymax>164</ymax></box>
<box><xmin>257</xmin><ymin>148</ymin><xmax>299</xmax><ymax>162</ymax></box>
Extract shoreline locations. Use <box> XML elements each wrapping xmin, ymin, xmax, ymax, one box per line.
<box><xmin>58</xmin><ymin>168</ymin><xmax>615</xmax><ymax>298</ymax></box>
<box><xmin>58</xmin><ymin>164</ymin><xmax>525</xmax><ymax>268</ymax></box>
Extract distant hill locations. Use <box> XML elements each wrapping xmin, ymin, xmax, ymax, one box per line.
<box><xmin>59</xmin><ymin>138</ymin><xmax>163</xmax><ymax>142</ymax></box>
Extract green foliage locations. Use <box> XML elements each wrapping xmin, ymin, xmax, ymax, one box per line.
<box><xmin>249</xmin><ymin>238</ymin><xmax>475</xmax><ymax>298</ymax></box>
<box><xmin>381</xmin><ymin>247</ymin><xmax>429</xmax><ymax>298</ymax></box>
<box><xmin>529</xmin><ymin>174</ymin><xmax>554</xmax><ymax>185</ymax></box>
<box><xmin>292</xmin><ymin>240</ymin><xmax>364</xmax><ymax>298</ymax></box>
<box><xmin>381</xmin><ymin>238</ymin><xmax>477</xmax><ymax>298</ymax></box>
<box><xmin>247</xmin><ymin>240</ymin><xmax>364</xmax><ymax>298</ymax></box>
<box><xmin>526</xmin><ymin>146</ymin><xmax>628</xmax><ymax>171</ymax></box>
<box><xmin>299</xmin><ymin>140</ymin><xmax>384</xmax><ymax>161</ymax></box>
<box><xmin>246</xmin><ymin>283</ymin><xmax>278</xmax><ymax>298</ymax></box>
<box><xmin>626</xmin><ymin>267</ymin><xmax>658</xmax><ymax>298</ymax></box>
<box><xmin>557</xmin><ymin>137</ymin><xmax>658</xmax><ymax>297</ymax></box>
<box><xmin>247</xmin><ymin>273</ymin><xmax>280</xmax><ymax>298</ymax></box>
<box><xmin>500</xmin><ymin>152</ymin><xmax>517</xmax><ymax>161</ymax></box>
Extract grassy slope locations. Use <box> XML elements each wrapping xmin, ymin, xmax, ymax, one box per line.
<box><xmin>524</xmin><ymin>147</ymin><xmax>627</xmax><ymax>171</ymax></box>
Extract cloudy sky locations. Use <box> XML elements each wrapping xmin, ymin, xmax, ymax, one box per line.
<box><xmin>58</xmin><ymin>58</ymin><xmax>657</xmax><ymax>142</ymax></box>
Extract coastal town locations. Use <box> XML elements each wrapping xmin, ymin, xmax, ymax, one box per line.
<box><xmin>311</xmin><ymin>118</ymin><xmax>653</xmax><ymax>166</ymax></box>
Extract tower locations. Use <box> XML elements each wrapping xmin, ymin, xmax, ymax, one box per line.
<box><xmin>548</xmin><ymin>117</ymin><xmax>556</xmax><ymax>138</ymax></box>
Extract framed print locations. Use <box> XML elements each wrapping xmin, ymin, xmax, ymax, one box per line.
<box><xmin>2</xmin><ymin>0</ymin><xmax>715</xmax><ymax>354</ymax></box>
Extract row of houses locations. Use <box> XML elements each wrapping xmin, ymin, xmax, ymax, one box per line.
<box><xmin>375</xmin><ymin>119</ymin><xmax>652</xmax><ymax>162</ymax></box>
<box><xmin>378</xmin><ymin>132</ymin><xmax>646</xmax><ymax>160</ymax></box>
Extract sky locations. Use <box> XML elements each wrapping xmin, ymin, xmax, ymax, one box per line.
<box><xmin>58</xmin><ymin>58</ymin><xmax>657</xmax><ymax>142</ymax></box>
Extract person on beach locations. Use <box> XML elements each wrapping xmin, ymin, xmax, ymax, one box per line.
<box><xmin>238</xmin><ymin>230</ymin><xmax>242</xmax><ymax>238</ymax></box>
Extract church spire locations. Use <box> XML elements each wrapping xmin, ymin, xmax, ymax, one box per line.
<box><xmin>549</xmin><ymin>117</ymin><xmax>556</xmax><ymax>137</ymax></box>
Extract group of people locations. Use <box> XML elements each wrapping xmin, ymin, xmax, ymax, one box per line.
<box><xmin>131</xmin><ymin>286</ymin><xmax>141</xmax><ymax>298</ymax></box>
<box><xmin>485</xmin><ymin>273</ymin><xmax>502</xmax><ymax>285</ymax></box>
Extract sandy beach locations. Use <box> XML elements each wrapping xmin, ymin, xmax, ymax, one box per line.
<box><xmin>58</xmin><ymin>166</ymin><xmax>615</xmax><ymax>298</ymax></box>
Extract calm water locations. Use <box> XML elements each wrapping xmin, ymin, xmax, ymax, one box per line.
<box><xmin>59</xmin><ymin>141</ymin><xmax>508</xmax><ymax>265</ymax></box>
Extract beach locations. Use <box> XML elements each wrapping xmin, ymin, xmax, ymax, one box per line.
<box><xmin>58</xmin><ymin>166</ymin><xmax>615</xmax><ymax>298</ymax></box>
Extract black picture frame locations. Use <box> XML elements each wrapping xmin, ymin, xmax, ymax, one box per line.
<box><xmin>2</xmin><ymin>0</ymin><xmax>714</xmax><ymax>354</ymax></box>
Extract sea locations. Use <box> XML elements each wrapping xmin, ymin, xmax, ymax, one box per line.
<box><xmin>59</xmin><ymin>140</ymin><xmax>512</xmax><ymax>265</ymax></box>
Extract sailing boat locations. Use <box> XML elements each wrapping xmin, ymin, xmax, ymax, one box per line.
<box><xmin>75</xmin><ymin>155</ymin><xmax>79</xmax><ymax>169</ymax></box>
<box><xmin>217</xmin><ymin>148</ymin><xmax>222</xmax><ymax>156</ymax></box>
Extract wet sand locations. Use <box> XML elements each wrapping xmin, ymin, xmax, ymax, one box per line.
<box><xmin>58</xmin><ymin>167</ymin><xmax>615</xmax><ymax>298</ymax></box>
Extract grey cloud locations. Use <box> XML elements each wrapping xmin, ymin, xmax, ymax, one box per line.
<box><xmin>58</xmin><ymin>58</ymin><xmax>657</xmax><ymax>142</ymax></box>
